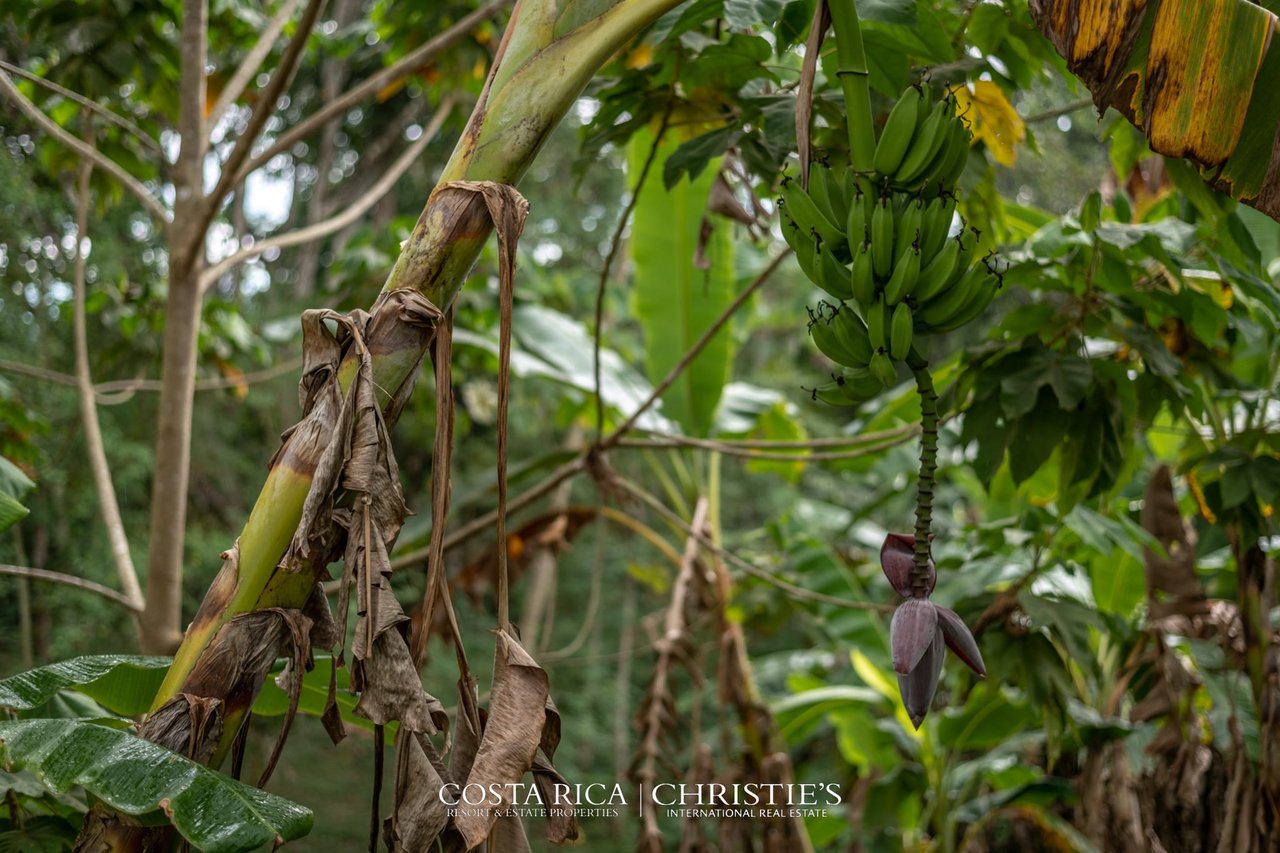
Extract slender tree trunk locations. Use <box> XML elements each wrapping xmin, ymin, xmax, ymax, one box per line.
<box><xmin>140</xmin><ymin>0</ymin><xmax>207</xmax><ymax>655</ymax></box>
<box><xmin>72</xmin><ymin>127</ymin><xmax>146</xmax><ymax>631</ymax></box>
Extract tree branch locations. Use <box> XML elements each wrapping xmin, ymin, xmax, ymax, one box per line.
<box><xmin>197</xmin><ymin>0</ymin><xmax>326</xmax><ymax>238</ymax></box>
<box><xmin>0</xmin><ymin>71</ymin><xmax>168</xmax><ymax>223</ymax></box>
<box><xmin>0</xmin><ymin>565</ymin><xmax>143</xmax><ymax>612</ymax></box>
<box><xmin>200</xmin><ymin>97</ymin><xmax>454</xmax><ymax>289</ymax></box>
<box><xmin>208</xmin><ymin>0</ymin><xmax>305</xmax><ymax>128</ymax></box>
<box><xmin>71</xmin><ymin>131</ymin><xmax>146</xmax><ymax>622</ymax></box>
<box><xmin>231</xmin><ymin>0</ymin><xmax>507</xmax><ymax>186</ymax></box>
<box><xmin>0</xmin><ymin>60</ymin><xmax>160</xmax><ymax>154</ymax></box>
<box><xmin>0</xmin><ymin>357</ymin><xmax>303</xmax><ymax>400</ymax></box>
<box><xmin>614</xmin><ymin>432</ymin><xmax>916</xmax><ymax>461</ymax></box>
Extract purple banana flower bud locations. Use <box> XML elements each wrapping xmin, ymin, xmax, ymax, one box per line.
<box><xmin>880</xmin><ymin>533</ymin><xmax>935</xmax><ymax>597</ymax></box>
<box><xmin>897</xmin><ymin>627</ymin><xmax>945</xmax><ymax>728</ymax></box>
<box><xmin>890</xmin><ymin>597</ymin><xmax>937</xmax><ymax>675</ymax></box>
<box><xmin>889</xmin><ymin>600</ymin><xmax>986</xmax><ymax>727</ymax></box>
<box><xmin>936</xmin><ymin>606</ymin><xmax>986</xmax><ymax>677</ymax></box>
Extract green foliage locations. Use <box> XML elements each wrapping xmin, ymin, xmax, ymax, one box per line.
<box><xmin>1</xmin><ymin>0</ymin><xmax>1279</xmax><ymax>849</ymax></box>
<box><xmin>0</xmin><ymin>719</ymin><xmax>312</xmax><ymax>852</ymax></box>
<box><xmin>0</xmin><ymin>455</ymin><xmax>34</xmax><ymax>534</ymax></box>
<box><xmin>0</xmin><ymin>655</ymin><xmax>169</xmax><ymax>716</ymax></box>
<box><xmin>628</xmin><ymin>126</ymin><xmax>736</xmax><ymax>436</ymax></box>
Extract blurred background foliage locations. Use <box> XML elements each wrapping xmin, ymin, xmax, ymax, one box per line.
<box><xmin>0</xmin><ymin>0</ymin><xmax>1278</xmax><ymax>850</ymax></box>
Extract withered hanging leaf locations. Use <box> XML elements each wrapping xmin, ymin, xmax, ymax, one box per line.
<box><xmin>488</xmin><ymin>815</ymin><xmax>534</xmax><ymax>853</ymax></box>
<box><xmin>454</xmin><ymin>630</ymin><xmax>550</xmax><ymax>850</ymax></box>
<box><xmin>531</xmin><ymin>750</ymin><xmax>580</xmax><ymax>844</ymax></box>
<box><xmin>795</xmin><ymin>0</ymin><xmax>829</xmax><ymax>188</ymax></box>
<box><xmin>386</xmin><ymin>732</ymin><xmax>452</xmax><ymax>851</ymax></box>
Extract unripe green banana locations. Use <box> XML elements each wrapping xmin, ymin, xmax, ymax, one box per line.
<box><xmin>943</xmin><ymin>228</ymin><xmax>979</xmax><ymax>289</ymax></box>
<box><xmin>934</xmin><ymin>118</ymin><xmax>972</xmax><ymax>190</ymax></box>
<box><xmin>889</xmin><ymin>301</ymin><xmax>914</xmax><ymax>360</ymax></box>
<box><xmin>914</xmin><ymin>114</ymin><xmax>964</xmax><ymax>190</ymax></box>
<box><xmin>841</xmin><ymin>366</ymin><xmax>886</xmax><ymax>401</ymax></box>
<box><xmin>896</xmin><ymin>101</ymin><xmax>951</xmax><ymax>185</ymax></box>
<box><xmin>874</xmin><ymin>87</ymin><xmax>924</xmax><ymax>177</ymax></box>
<box><xmin>831</xmin><ymin>306</ymin><xmax>874</xmax><ymax>367</ymax></box>
<box><xmin>811</xmin><ymin>380</ymin><xmax>856</xmax><ymax>407</ymax></box>
<box><xmin>810</xmin><ymin>313</ymin><xmax>860</xmax><ymax>366</ymax></box>
<box><xmin>779</xmin><ymin>178</ymin><xmax>845</xmax><ymax>252</ymax></box>
<box><xmin>850</xmin><ymin>239</ymin><xmax>876</xmax><ymax>307</ymax></box>
<box><xmin>918</xmin><ymin>262</ymin><xmax>984</xmax><ymax>328</ymax></box>
<box><xmin>934</xmin><ymin>268</ymin><xmax>1000</xmax><ymax>331</ymax></box>
<box><xmin>920</xmin><ymin>194</ymin><xmax>956</xmax><ymax>261</ymax></box>
<box><xmin>882</xmin><ymin>239</ymin><xmax>921</xmax><ymax>305</ymax></box>
<box><xmin>896</xmin><ymin>196</ymin><xmax>924</xmax><ymax>260</ymax></box>
<box><xmin>813</xmin><ymin>242</ymin><xmax>854</xmax><ymax>301</ymax></box>
<box><xmin>821</xmin><ymin>164</ymin><xmax>850</xmax><ymax>228</ymax></box>
<box><xmin>913</xmin><ymin>235</ymin><xmax>961</xmax><ymax>303</ymax></box>
<box><xmin>870</xmin><ymin>193</ymin><xmax>895</xmax><ymax>279</ymax></box>
<box><xmin>807</xmin><ymin>165</ymin><xmax>842</xmax><ymax>233</ymax></box>
<box><xmin>869</xmin><ymin>351</ymin><xmax>897</xmax><ymax>387</ymax></box>
<box><xmin>846</xmin><ymin>188</ymin><xmax>871</xmax><ymax>250</ymax></box>
<box><xmin>781</xmin><ymin>218</ymin><xmax>821</xmax><ymax>284</ymax></box>
<box><xmin>866</xmin><ymin>297</ymin><xmax>888</xmax><ymax>351</ymax></box>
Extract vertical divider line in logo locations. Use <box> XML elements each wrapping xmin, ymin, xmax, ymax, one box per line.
<box><xmin>638</xmin><ymin>782</ymin><xmax>644</xmax><ymax>820</ymax></box>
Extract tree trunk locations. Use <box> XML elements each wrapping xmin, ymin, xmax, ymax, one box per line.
<box><xmin>139</xmin><ymin>0</ymin><xmax>206</xmax><ymax>655</ymax></box>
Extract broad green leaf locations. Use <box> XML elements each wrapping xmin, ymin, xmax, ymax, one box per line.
<box><xmin>0</xmin><ymin>456</ymin><xmax>34</xmax><ymax>500</ymax></box>
<box><xmin>0</xmin><ymin>816</ymin><xmax>79</xmax><ymax>853</ymax></box>
<box><xmin>0</xmin><ymin>656</ymin><xmax>170</xmax><ymax>716</ymax></box>
<box><xmin>936</xmin><ymin>684</ymin><xmax>1038</xmax><ymax>750</ymax></box>
<box><xmin>0</xmin><ymin>456</ymin><xmax>34</xmax><ymax>534</ymax></box>
<box><xmin>1031</xmin><ymin>0</ymin><xmax>1280</xmax><ymax>221</ymax></box>
<box><xmin>629</xmin><ymin>126</ymin><xmax>736</xmax><ymax>437</ymax></box>
<box><xmin>0</xmin><ymin>494</ymin><xmax>27</xmax><ymax>535</ymax></box>
<box><xmin>1089</xmin><ymin>551</ymin><xmax>1145</xmax><ymax>616</ymax></box>
<box><xmin>0</xmin><ymin>719</ymin><xmax>312</xmax><ymax>852</ymax></box>
<box><xmin>743</xmin><ymin>403</ymin><xmax>809</xmax><ymax>481</ymax></box>
<box><xmin>951</xmin><ymin>778</ymin><xmax>1077</xmax><ymax>824</ymax></box>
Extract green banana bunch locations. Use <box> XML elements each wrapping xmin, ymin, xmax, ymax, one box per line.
<box><xmin>872</xmin><ymin>86</ymin><xmax>973</xmax><ymax>194</ymax></box>
<box><xmin>789</xmin><ymin>85</ymin><xmax>998</xmax><ymax>412</ymax></box>
<box><xmin>773</xmin><ymin>174</ymin><xmax>844</xmax><ymax>257</ymax></box>
<box><xmin>915</xmin><ymin>256</ymin><xmax>1001</xmax><ymax>331</ymax></box>
<box><xmin>779</xmin><ymin>173</ymin><xmax>849</xmax><ymax>261</ymax></box>
<box><xmin>808</xmin><ymin>303</ymin><xmax>874</xmax><ymax>368</ymax></box>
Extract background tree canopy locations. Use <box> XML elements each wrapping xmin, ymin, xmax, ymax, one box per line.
<box><xmin>0</xmin><ymin>0</ymin><xmax>1279</xmax><ymax>850</ymax></box>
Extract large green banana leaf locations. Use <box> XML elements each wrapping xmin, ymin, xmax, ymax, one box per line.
<box><xmin>628</xmin><ymin>126</ymin><xmax>737</xmax><ymax>437</ymax></box>
<box><xmin>1029</xmin><ymin>0</ymin><xmax>1280</xmax><ymax>222</ymax></box>
<box><xmin>0</xmin><ymin>719</ymin><xmax>311</xmax><ymax>852</ymax></box>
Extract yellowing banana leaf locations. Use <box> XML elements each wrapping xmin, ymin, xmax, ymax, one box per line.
<box><xmin>628</xmin><ymin>126</ymin><xmax>736</xmax><ymax>437</ymax></box>
<box><xmin>1029</xmin><ymin>0</ymin><xmax>1280</xmax><ymax>222</ymax></box>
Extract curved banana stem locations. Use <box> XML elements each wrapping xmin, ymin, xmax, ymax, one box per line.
<box><xmin>908</xmin><ymin>353</ymin><xmax>938</xmax><ymax>596</ymax></box>
<box><xmin>826</xmin><ymin>0</ymin><xmax>876</xmax><ymax>177</ymax></box>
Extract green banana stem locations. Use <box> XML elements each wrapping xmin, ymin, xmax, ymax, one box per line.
<box><xmin>907</xmin><ymin>352</ymin><xmax>938</xmax><ymax>597</ymax></box>
<box><xmin>826</xmin><ymin>0</ymin><xmax>876</xmax><ymax>178</ymax></box>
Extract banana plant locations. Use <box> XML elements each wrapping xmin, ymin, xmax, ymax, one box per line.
<box><xmin>67</xmin><ymin>0</ymin><xmax>688</xmax><ymax>848</ymax></box>
<box><xmin>1030</xmin><ymin>0</ymin><xmax>1280</xmax><ymax>222</ymax></box>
